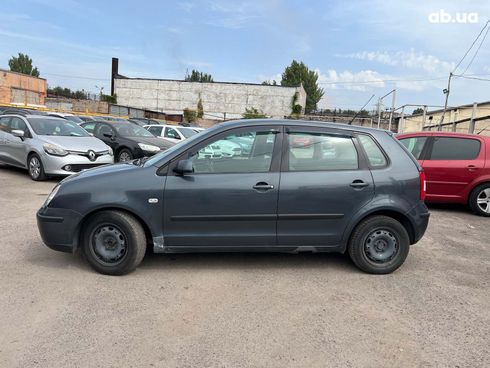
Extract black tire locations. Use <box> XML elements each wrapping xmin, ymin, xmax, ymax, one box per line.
<box><xmin>27</xmin><ymin>153</ymin><xmax>47</xmax><ymax>181</ymax></box>
<box><xmin>81</xmin><ymin>211</ymin><xmax>146</xmax><ymax>275</ymax></box>
<box><xmin>348</xmin><ymin>215</ymin><xmax>410</xmax><ymax>274</ymax></box>
<box><xmin>117</xmin><ymin>148</ymin><xmax>133</xmax><ymax>162</ymax></box>
<box><xmin>469</xmin><ymin>183</ymin><xmax>490</xmax><ymax>217</ymax></box>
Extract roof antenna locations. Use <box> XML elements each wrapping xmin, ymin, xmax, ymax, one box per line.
<box><xmin>348</xmin><ymin>94</ymin><xmax>375</xmax><ymax>125</ymax></box>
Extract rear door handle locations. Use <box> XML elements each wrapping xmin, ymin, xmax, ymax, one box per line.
<box><xmin>467</xmin><ymin>165</ymin><xmax>477</xmax><ymax>171</ymax></box>
<box><xmin>253</xmin><ymin>182</ymin><xmax>274</xmax><ymax>190</ymax></box>
<box><xmin>350</xmin><ymin>180</ymin><xmax>369</xmax><ymax>188</ymax></box>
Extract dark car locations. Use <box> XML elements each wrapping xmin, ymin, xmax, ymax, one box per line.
<box><xmin>37</xmin><ymin>119</ymin><xmax>429</xmax><ymax>275</ymax></box>
<box><xmin>129</xmin><ymin>118</ymin><xmax>162</xmax><ymax>126</ymax></box>
<box><xmin>80</xmin><ymin>120</ymin><xmax>175</xmax><ymax>162</ymax></box>
<box><xmin>397</xmin><ymin>131</ymin><xmax>490</xmax><ymax>216</ymax></box>
<box><xmin>77</xmin><ymin>116</ymin><xmax>96</xmax><ymax>122</ymax></box>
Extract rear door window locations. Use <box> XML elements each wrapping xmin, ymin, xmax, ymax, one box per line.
<box><xmin>287</xmin><ymin>132</ymin><xmax>358</xmax><ymax>171</ymax></box>
<box><xmin>165</xmin><ymin>127</ymin><xmax>180</xmax><ymax>140</ymax></box>
<box><xmin>147</xmin><ymin>126</ymin><xmax>163</xmax><ymax>136</ymax></box>
<box><xmin>429</xmin><ymin>137</ymin><xmax>481</xmax><ymax>160</ymax></box>
<box><xmin>0</xmin><ymin>117</ymin><xmax>11</xmax><ymax>132</ymax></box>
<box><xmin>399</xmin><ymin>136</ymin><xmax>428</xmax><ymax>160</ymax></box>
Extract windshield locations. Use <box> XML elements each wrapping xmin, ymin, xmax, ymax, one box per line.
<box><xmin>113</xmin><ymin>123</ymin><xmax>155</xmax><ymax>137</ymax></box>
<box><xmin>28</xmin><ymin>118</ymin><xmax>90</xmax><ymax>137</ymax></box>
<box><xmin>178</xmin><ymin>127</ymin><xmax>197</xmax><ymax>138</ymax></box>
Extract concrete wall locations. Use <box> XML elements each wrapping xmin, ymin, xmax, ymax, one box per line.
<box><xmin>0</xmin><ymin>69</ymin><xmax>47</xmax><ymax>106</ymax></box>
<box><xmin>114</xmin><ymin>78</ymin><xmax>307</xmax><ymax>119</ymax></box>
<box><xmin>400</xmin><ymin>102</ymin><xmax>490</xmax><ymax>136</ymax></box>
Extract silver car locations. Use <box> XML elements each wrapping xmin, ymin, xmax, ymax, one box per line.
<box><xmin>0</xmin><ymin>114</ymin><xmax>114</xmax><ymax>180</ymax></box>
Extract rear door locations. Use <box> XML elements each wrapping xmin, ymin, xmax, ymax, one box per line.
<box><xmin>7</xmin><ymin>117</ymin><xmax>31</xmax><ymax>167</ymax></box>
<box><xmin>0</xmin><ymin>116</ymin><xmax>12</xmax><ymax>164</ymax></box>
<box><xmin>163</xmin><ymin>125</ymin><xmax>281</xmax><ymax>248</ymax></box>
<box><xmin>423</xmin><ymin>136</ymin><xmax>484</xmax><ymax>201</ymax></box>
<box><xmin>277</xmin><ymin>126</ymin><xmax>375</xmax><ymax>246</ymax></box>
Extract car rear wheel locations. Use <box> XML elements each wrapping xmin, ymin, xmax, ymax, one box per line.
<box><xmin>82</xmin><ymin>210</ymin><xmax>146</xmax><ymax>275</ymax></box>
<box><xmin>469</xmin><ymin>183</ymin><xmax>490</xmax><ymax>217</ymax></box>
<box><xmin>348</xmin><ymin>215</ymin><xmax>410</xmax><ymax>274</ymax></box>
<box><xmin>118</xmin><ymin>149</ymin><xmax>133</xmax><ymax>162</ymax></box>
<box><xmin>28</xmin><ymin>154</ymin><xmax>47</xmax><ymax>181</ymax></box>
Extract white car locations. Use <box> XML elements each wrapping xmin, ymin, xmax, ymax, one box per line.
<box><xmin>144</xmin><ymin>124</ymin><xmax>197</xmax><ymax>143</ymax></box>
<box><xmin>47</xmin><ymin>112</ymin><xmax>85</xmax><ymax>125</ymax></box>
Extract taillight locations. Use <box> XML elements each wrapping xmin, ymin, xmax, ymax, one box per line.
<box><xmin>419</xmin><ymin>171</ymin><xmax>426</xmax><ymax>201</ymax></box>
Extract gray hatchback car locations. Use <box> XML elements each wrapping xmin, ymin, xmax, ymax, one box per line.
<box><xmin>37</xmin><ymin>119</ymin><xmax>429</xmax><ymax>275</ymax></box>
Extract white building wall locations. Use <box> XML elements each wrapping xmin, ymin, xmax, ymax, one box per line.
<box><xmin>114</xmin><ymin>78</ymin><xmax>306</xmax><ymax>119</ymax></box>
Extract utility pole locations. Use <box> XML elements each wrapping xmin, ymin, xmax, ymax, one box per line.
<box><xmin>388</xmin><ymin>89</ymin><xmax>396</xmax><ymax>131</ymax></box>
<box><xmin>422</xmin><ymin>105</ymin><xmax>427</xmax><ymax>130</ymax></box>
<box><xmin>376</xmin><ymin>98</ymin><xmax>382</xmax><ymax>128</ymax></box>
<box><xmin>438</xmin><ymin>72</ymin><xmax>452</xmax><ymax>131</ymax></box>
<box><xmin>468</xmin><ymin>102</ymin><xmax>477</xmax><ymax>133</ymax></box>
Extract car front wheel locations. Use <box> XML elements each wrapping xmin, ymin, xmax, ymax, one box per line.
<box><xmin>469</xmin><ymin>183</ymin><xmax>490</xmax><ymax>217</ymax></box>
<box><xmin>28</xmin><ymin>154</ymin><xmax>47</xmax><ymax>181</ymax></box>
<box><xmin>118</xmin><ymin>149</ymin><xmax>133</xmax><ymax>162</ymax></box>
<box><xmin>348</xmin><ymin>215</ymin><xmax>410</xmax><ymax>274</ymax></box>
<box><xmin>82</xmin><ymin>210</ymin><xmax>147</xmax><ymax>275</ymax></box>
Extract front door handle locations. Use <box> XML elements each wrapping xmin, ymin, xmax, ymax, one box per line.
<box><xmin>350</xmin><ymin>180</ymin><xmax>369</xmax><ymax>188</ymax></box>
<box><xmin>253</xmin><ymin>182</ymin><xmax>274</xmax><ymax>190</ymax></box>
<box><xmin>467</xmin><ymin>165</ymin><xmax>477</xmax><ymax>171</ymax></box>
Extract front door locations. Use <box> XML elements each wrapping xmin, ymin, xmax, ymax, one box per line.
<box><xmin>277</xmin><ymin>127</ymin><xmax>375</xmax><ymax>246</ymax></box>
<box><xmin>423</xmin><ymin>136</ymin><xmax>484</xmax><ymax>202</ymax></box>
<box><xmin>163</xmin><ymin>126</ymin><xmax>282</xmax><ymax>248</ymax></box>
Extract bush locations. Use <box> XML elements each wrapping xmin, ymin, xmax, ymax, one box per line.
<box><xmin>101</xmin><ymin>94</ymin><xmax>117</xmax><ymax>103</ymax></box>
<box><xmin>292</xmin><ymin>104</ymin><xmax>302</xmax><ymax>114</ymax></box>
<box><xmin>184</xmin><ymin>108</ymin><xmax>197</xmax><ymax>122</ymax></box>
<box><xmin>242</xmin><ymin>107</ymin><xmax>267</xmax><ymax>119</ymax></box>
<box><xmin>197</xmin><ymin>98</ymin><xmax>204</xmax><ymax>118</ymax></box>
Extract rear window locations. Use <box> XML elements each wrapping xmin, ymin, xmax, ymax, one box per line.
<box><xmin>430</xmin><ymin>137</ymin><xmax>480</xmax><ymax>160</ymax></box>
<box><xmin>358</xmin><ymin>135</ymin><xmax>387</xmax><ymax>167</ymax></box>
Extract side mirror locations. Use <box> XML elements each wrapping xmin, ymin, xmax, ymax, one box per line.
<box><xmin>103</xmin><ymin>132</ymin><xmax>115</xmax><ymax>140</ymax></box>
<box><xmin>11</xmin><ymin>129</ymin><xmax>25</xmax><ymax>140</ymax></box>
<box><xmin>174</xmin><ymin>159</ymin><xmax>194</xmax><ymax>175</ymax></box>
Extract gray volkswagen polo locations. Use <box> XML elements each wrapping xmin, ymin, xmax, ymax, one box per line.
<box><xmin>37</xmin><ymin>119</ymin><xmax>429</xmax><ymax>275</ymax></box>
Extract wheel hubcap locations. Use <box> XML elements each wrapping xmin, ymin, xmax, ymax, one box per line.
<box><xmin>91</xmin><ymin>225</ymin><xmax>127</xmax><ymax>265</ymax></box>
<box><xmin>29</xmin><ymin>157</ymin><xmax>40</xmax><ymax>178</ymax></box>
<box><xmin>476</xmin><ymin>188</ymin><xmax>490</xmax><ymax>213</ymax></box>
<box><xmin>119</xmin><ymin>152</ymin><xmax>131</xmax><ymax>162</ymax></box>
<box><xmin>364</xmin><ymin>229</ymin><xmax>398</xmax><ymax>263</ymax></box>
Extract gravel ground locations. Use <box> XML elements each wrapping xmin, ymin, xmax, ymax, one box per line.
<box><xmin>0</xmin><ymin>165</ymin><xmax>489</xmax><ymax>368</ymax></box>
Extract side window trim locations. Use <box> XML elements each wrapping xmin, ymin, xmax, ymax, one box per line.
<box><xmin>281</xmin><ymin>126</ymin><xmax>364</xmax><ymax>172</ymax></box>
<box><xmin>167</xmin><ymin>125</ymin><xmax>283</xmax><ymax>176</ymax></box>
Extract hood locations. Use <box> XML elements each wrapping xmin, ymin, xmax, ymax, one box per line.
<box><xmin>60</xmin><ymin>162</ymin><xmax>137</xmax><ymax>185</ymax></box>
<box><xmin>128</xmin><ymin>136</ymin><xmax>175</xmax><ymax>149</ymax></box>
<box><xmin>40</xmin><ymin>135</ymin><xmax>109</xmax><ymax>152</ymax></box>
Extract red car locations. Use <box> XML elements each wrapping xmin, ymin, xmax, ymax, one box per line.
<box><xmin>397</xmin><ymin>132</ymin><xmax>490</xmax><ymax>216</ymax></box>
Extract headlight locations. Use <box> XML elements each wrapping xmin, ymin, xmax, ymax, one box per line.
<box><xmin>43</xmin><ymin>185</ymin><xmax>60</xmax><ymax>208</ymax></box>
<box><xmin>43</xmin><ymin>143</ymin><xmax>68</xmax><ymax>156</ymax></box>
<box><xmin>106</xmin><ymin>146</ymin><xmax>113</xmax><ymax>156</ymax></box>
<box><xmin>138</xmin><ymin>143</ymin><xmax>160</xmax><ymax>153</ymax></box>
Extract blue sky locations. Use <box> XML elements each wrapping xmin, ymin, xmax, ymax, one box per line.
<box><xmin>1</xmin><ymin>0</ymin><xmax>489</xmax><ymax>111</ymax></box>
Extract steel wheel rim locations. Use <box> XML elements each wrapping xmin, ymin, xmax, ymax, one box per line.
<box><xmin>90</xmin><ymin>224</ymin><xmax>127</xmax><ymax>266</ymax></box>
<box><xmin>29</xmin><ymin>157</ymin><xmax>41</xmax><ymax>179</ymax></box>
<box><xmin>476</xmin><ymin>188</ymin><xmax>490</xmax><ymax>213</ymax></box>
<box><xmin>119</xmin><ymin>151</ymin><xmax>131</xmax><ymax>162</ymax></box>
<box><xmin>364</xmin><ymin>229</ymin><xmax>398</xmax><ymax>263</ymax></box>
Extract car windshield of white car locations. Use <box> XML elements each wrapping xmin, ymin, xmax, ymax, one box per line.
<box><xmin>28</xmin><ymin>118</ymin><xmax>90</xmax><ymax>137</ymax></box>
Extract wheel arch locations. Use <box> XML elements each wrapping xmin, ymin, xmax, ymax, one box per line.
<box><xmin>342</xmin><ymin>209</ymin><xmax>416</xmax><ymax>251</ymax></box>
<box><xmin>75</xmin><ymin>207</ymin><xmax>154</xmax><ymax>253</ymax></box>
<box><xmin>467</xmin><ymin>179</ymin><xmax>490</xmax><ymax>204</ymax></box>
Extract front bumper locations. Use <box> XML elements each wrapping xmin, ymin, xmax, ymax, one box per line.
<box><xmin>37</xmin><ymin>207</ymin><xmax>83</xmax><ymax>253</ymax></box>
<box><xmin>42</xmin><ymin>153</ymin><xmax>114</xmax><ymax>176</ymax></box>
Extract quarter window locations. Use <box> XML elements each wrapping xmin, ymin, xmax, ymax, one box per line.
<box><xmin>399</xmin><ymin>137</ymin><xmax>427</xmax><ymax>160</ymax></box>
<box><xmin>430</xmin><ymin>137</ymin><xmax>480</xmax><ymax>160</ymax></box>
<box><xmin>287</xmin><ymin>132</ymin><xmax>358</xmax><ymax>171</ymax></box>
<box><xmin>358</xmin><ymin>135</ymin><xmax>387</xmax><ymax>167</ymax></box>
<box><xmin>189</xmin><ymin>130</ymin><xmax>277</xmax><ymax>173</ymax></box>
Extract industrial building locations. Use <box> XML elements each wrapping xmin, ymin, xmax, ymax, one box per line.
<box><xmin>111</xmin><ymin>59</ymin><xmax>306</xmax><ymax>120</ymax></box>
<box><xmin>399</xmin><ymin>100</ymin><xmax>490</xmax><ymax>135</ymax></box>
<box><xmin>0</xmin><ymin>69</ymin><xmax>47</xmax><ymax>106</ymax></box>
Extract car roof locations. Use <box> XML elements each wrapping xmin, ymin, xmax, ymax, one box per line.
<box><xmin>1</xmin><ymin>114</ymin><xmax>64</xmax><ymax>120</ymax></box>
<box><xmin>397</xmin><ymin>131</ymin><xmax>490</xmax><ymax>140</ymax></box>
<box><xmin>212</xmin><ymin>118</ymin><xmax>390</xmax><ymax>135</ymax></box>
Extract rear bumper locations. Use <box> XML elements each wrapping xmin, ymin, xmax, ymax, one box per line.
<box><xmin>37</xmin><ymin>207</ymin><xmax>83</xmax><ymax>253</ymax></box>
<box><xmin>406</xmin><ymin>201</ymin><xmax>430</xmax><ymax>244</ymax></box>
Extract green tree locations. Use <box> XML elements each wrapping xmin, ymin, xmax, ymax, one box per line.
<box><xmin>8</xmin><ymin>53</ymin><xmax>40</xmax><ymax>77</ymax></box>
<box><xmin>261</xmin><ymin>80</ymin><xmax>277</xmax><ymax>85</ymax></box>
<box><xmin>280</xmin><ymin>60</ymin><xmax>324</xmax><ymax>114</ymax></box>
<box><xmin>242</xmin><ymin>107</ymin><xmax>267</xmax><ymax>119</ymax></box>
<box><xmin>197</xmin><ymin>97</ymin><xmax>204</xmax><ymax>118</ymax></box>
<box><xmin>184</xmin><ymin>108</ymin><xmax>197</xmax><ymax>122</ymax></box>
<box><xmin>185</xmin><ymin>69</ymin><xmax>214</xmax><ymax>82</ymax></box>
<box><xmin>412</xmin><ymin>107</ymin><xmax>424</xmax><ymax>115</ymax></box>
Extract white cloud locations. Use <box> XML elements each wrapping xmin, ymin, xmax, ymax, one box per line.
<box><xmin>206</xmin><ymin>0</ymin><xmax>265</xmax><ymax>29</ymax></box>
<box><xmin>178</xmin><ymin>2</ymin><xmax>194</xmax><ymax>12</ymax></box>
<box><xmin>340</xmin><ymin>50</ymin><xmax>455</xmax><ymax>74</ymax></box>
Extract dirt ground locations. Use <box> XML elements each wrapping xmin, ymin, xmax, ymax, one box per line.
<box><xmin>0</xmin><ymin>165</ymin><xmax>489</xmax><ymax>368</ymax></box>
